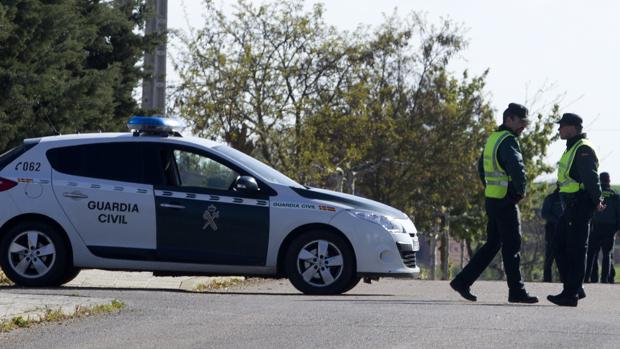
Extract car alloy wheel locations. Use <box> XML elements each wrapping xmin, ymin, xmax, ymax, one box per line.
<box><xmin>285</xmin><ymin>230</ymin><xmax>356</xmax><ymax>295</ymax></box>
<box><xmin>296</xmin><ymin>239</ymin><xmax>344</xmax><ymax>288</ymax></box>
<box><xmin>7</xmin><ymin>230</ymin><xmax>56</xmax><ymax>279</ymax></box>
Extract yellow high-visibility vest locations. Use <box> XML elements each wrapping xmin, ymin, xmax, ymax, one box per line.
<box><xmin>483</xmin><ymin>130</ymin><xmax>516</xmax><ymax>198</ymax></box>
<box><xmin>557</xmin><ymin>138</ymin><xmax>597</xmax><ymax>193</ymax></box>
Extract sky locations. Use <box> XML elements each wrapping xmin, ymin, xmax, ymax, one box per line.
<box><xmin>166</xmin><ymin>0</ymin><xmax>620</xmax><ymax>183</ymax></box>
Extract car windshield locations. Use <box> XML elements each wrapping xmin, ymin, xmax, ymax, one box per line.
<box><xmin>213</xmin><ymin>145</ymin><xmax>304</xmax><ymax>188</ymax></box>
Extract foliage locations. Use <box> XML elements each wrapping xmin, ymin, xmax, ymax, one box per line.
<box><xmin>518</xmin><ymin>104</ymin><xmax>561</xmax><ymax>219</ymax></box>
<box><xmin>172</xmin><ymin>0</ymin><xmax>354</xmax><ymax>184</ymax></box>
<box><xmin>0</xmin><ymin>0</ymin><xmax>162</xmax><ymax>152</ymax></box>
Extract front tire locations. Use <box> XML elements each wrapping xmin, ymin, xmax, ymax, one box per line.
<box><xmin>342</xmin><ymin>276</ymin><xmax>362</xmax><ymax>293</ymax></box>
<box><xmin>0</xmin><ymin>221</ymin><xmax>70</xmax><ymax>287</ymax></box>
<box><xmin>285</xmin><ymin>230</ymin><xmax>356</xmax><ymax>295</ymax></box>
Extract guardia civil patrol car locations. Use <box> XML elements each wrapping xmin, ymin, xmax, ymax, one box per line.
<box><xmin>0</xmin><ymin>117</ymin><xmax>419</xmax><ymax>294</ymax></box>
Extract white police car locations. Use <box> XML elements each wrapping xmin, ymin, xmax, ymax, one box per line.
<box><xmin>0</xmin><ymin>117</ymin><xmax>419</xmax><ymax>294</ymax></box>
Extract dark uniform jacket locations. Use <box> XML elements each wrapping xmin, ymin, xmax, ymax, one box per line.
<box><xmin>593</xmin><ymin>186</ymin><xmax>620</xmax><ymax>229</ymax></box>
<box><xmin>564</xmin><ymin>133</ymin><xmax>602</xmax><ymax>206</ymax></box>
<box><xmin>542</xmin><ymin>190</ymin><xmax>563</xmax><ymax>224</ymax></box>
<box><xmin>478</xmin><ymin>125</ymin><xmax>526</xmax><ymax>202</ymax></box>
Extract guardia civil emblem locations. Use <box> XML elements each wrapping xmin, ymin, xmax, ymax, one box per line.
<box><xmin>202</xmin><ymin>205</ymin><xmax>219</xmax><ymax>231</ymax></box>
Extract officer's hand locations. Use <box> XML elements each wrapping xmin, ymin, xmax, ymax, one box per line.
<box><xmin>596</xmin><ymin>201</ymin><xmax>607</xmax><ymax>212</ymax></box>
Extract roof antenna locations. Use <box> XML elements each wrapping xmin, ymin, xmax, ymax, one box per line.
<box><xmin>43</xmin><ymin>115</ymin><xmax>60</xmax><ymax>135</ymax></box>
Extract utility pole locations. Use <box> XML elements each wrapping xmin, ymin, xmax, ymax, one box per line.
<box><xmin>440</xmin><ymin>209</ymin><xmax>450</xmax><ymax>280</ymax></box>
<box><xmin>460</xmin><ymin>239</ymin><xmax>465</xmax><ymax>270</ymax></box>
<box><xmin>429</xmin><ymin>229</ymin><xmax>437</xmax><ymax>280</ymax></box>
<box><xmin>142</xmin><ymin>0</ymin><xmax>168</xmax><ymax>114</ymax></box>
<box><xmin>429</xmin><ymin>213</ymin><xmax>443</xmax><ymax>281</ymax></box>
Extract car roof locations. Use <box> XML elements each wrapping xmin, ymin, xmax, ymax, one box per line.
<box><xmin>27</xmin><ymin>133</ymin><xmax>221</xmax><ymax>149</ymax></box>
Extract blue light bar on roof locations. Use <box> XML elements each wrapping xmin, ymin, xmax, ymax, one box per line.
<box><xmin>127</xmin><ymin>116</ymin><xmax>182</xmax><ymax>134</ymax></box>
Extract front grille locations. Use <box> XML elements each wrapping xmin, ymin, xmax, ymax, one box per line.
<box><xmin>396</xmin><ymin>242</ymin><xmax>417</xmax><ymax>268</ymax></box>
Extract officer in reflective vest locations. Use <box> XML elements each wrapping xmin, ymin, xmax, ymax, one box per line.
<box><xmin>547</xmin><ymin>113</ymin><xmax>605</xmax><ymax>307</ymax></box>
<box><xmin>450</xmin><ymin>103</ymin><xmax>538</xmax><ymax>303</ymax></box>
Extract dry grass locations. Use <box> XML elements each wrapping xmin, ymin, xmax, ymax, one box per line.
<box><xmin>0</xmin><ymin>270</ymin><xmax>13</xmax><ymax>286</ymax></box>
<box><xmin>193</xmin><ymin>277</ymin><xmax>245</xmax><ymax>292</ymax></box>
<box><xmin>0</xmin><ymin>300</ymin><xmax>124</xmax><ymax>333</ymax></box>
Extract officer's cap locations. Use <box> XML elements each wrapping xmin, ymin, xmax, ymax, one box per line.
<box><xmin>503</xmin><ymin>103</ymin><xmax>529</xmax><ymax>120</ymax></box>
<box><xmin>556</xmin><ymin>113</ymin><xmax>583</xmax><ymax>127</ymax></box>
<box><xmin>600</xmin><ymin>172</ymin><xmax>610</xmax><ymax>183</ymax></box>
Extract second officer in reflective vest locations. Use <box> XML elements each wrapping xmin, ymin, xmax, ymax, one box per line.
<box><xmin>547</xmin><ymin>113</ymin><xmax>604</xmax><ymax>307</ymax></box>
<box><xmin>450</xmin><ymin>103</ymin><xmax>538</xmax><ymax>303</ymax></box>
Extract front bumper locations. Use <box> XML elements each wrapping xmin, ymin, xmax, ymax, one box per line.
<box><xmin>358</xmin><ymin>238</ymin><xmax>420</xmax><ymax>279</ymax></box>
<box><xmin>329</xmin><ymin>211</ymin><xmax>421</xmax><ymax>276</ymax></box>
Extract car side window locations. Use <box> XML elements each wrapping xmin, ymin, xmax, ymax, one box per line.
<box><xmin>170</xmin><ymin>149</ymin><xmax>239</xmax><ymax>191</ymax></box>
<box><xmin>47</xmin><ymin>143</ymin><xmax>144</xmax><ymax>184</ymax></box>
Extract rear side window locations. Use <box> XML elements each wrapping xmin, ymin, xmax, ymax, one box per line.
<box><xmin>0</xmin><ymin>142</ymin><xmax>38</xmax><ymax>171</ymax></box>
<box><xmin>47</xmin><ymin>142</ymin><xmax>144</xmax><ymax>183</ymax></box>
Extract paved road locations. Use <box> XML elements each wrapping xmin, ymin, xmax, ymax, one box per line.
<box><xmin>1</xmin><ymin>279</ymin><xmax>619</xmax><ymax>349</ymax></box>
<box><xmin>0</xmin><ymin>270</ymin><xmax>243</xmax><ymax>325</ymax></box>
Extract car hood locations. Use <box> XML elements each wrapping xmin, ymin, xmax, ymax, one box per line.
<box><xmin>291</xmin><ymin>187</ymin><xmax>408</xmax><ymax>219</ymax></box>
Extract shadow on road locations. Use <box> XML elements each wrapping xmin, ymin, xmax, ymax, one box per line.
<box><xmin>0</xmin><ymin>285</ymin><xmax>552</xmax><ymax>307</ymax></box>
<box><xmin>0</xmin><ymin>285</ymin><xmax>394</xmax><ymax>297</ymax></box>
<box><xmin>0</xmin><ymin>285</ymin><xmax>195</xmax><ymax>294</ymax></box>
<box><xmin>301</xmin><ymin>298</ymin><xmax>552</xmax><ymax>307</ymax></box>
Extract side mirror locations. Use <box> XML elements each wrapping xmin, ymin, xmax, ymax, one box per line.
<box><xmin>235</xmin><ymin>176</ymin><xmax>259</xmax><ymax>193</ymax></box>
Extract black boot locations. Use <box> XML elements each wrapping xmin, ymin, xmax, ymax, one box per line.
<box><xmin>547</xmin><ymin>293</ymin><xmax>578</xmax><ymax>307</ymax></box>
<box><xmin>508</xmin><ymin>289</ymin><xmax>539</xmax><ymax>304</ymax></box>
<box><xmin>578</xmin><ymin>288</ymin><xmax>586</xmax><ymax>300</ymax></box>
<box><xmin>450</xmin><ymin>279</ymin><xmax>477</xmax><ymax>302</ymax></box>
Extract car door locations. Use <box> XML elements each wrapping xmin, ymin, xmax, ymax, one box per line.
<box><xmin>48</xmin><ymin>142</ymin><xmax>157</xmax><ymax>257</ymax></box>
<box><xmin>143</xmin><ymin>143</ymin><xmax>271</xmax><ymax>266</ymax></box>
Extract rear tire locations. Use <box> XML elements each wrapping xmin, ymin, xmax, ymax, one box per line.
<box><xmin>285</xmin><ymin>230</ymin><xmax>356</xmax><ymax>295</ymax></box>
<box><xmin>61</xmin><ymin>267</ymin><xmax>81</xmax><ymax>284</ymax></box>
<box><xmin>0</xmin><ymin>221</ymin><xmax>70</xmax><ymax>287</ymax></box>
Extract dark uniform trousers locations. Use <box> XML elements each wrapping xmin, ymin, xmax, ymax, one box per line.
<box><xmin>543</xmin><ymin>221</ymin><xmax>557</xmax><ymax>282</ymax></box>
<box><xmin>457</xmin><ymin>198</ymin><xmax>524</xmax><ymax>291</ymax></box>
<box><xmin>554</xmin><ymin>196</ymin><xmax>594</xmax><ymax>296</ymax></box>
<box><xmin>585</xmin><ymin>223</ymin><xmax>616</xmax><ymax>283</ymax></box>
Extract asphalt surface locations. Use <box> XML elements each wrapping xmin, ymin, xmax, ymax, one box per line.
<box><xmin>0</xmin><ymin>270</ymin><xmax>243</xmax><ymax>326</ymax></box>
<box><xmin>1</xmin><ymin>278</ymin><xmax>619</xmax><ymax>349</ymax></box>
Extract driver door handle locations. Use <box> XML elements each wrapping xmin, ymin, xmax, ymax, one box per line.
<box><xmin>63</xmin><ymin>191</ymin><xmax>88</xmax><ymax>199</ymax></box>
<box><xmin>160</xmin><ymin>203</ymin><xmax>186</xmax><ymax>209</ymax></box>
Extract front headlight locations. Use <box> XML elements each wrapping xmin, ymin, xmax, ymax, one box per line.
<box><xmin>348</xmin><ymin>210</ymin><xmax>404</xmax><ymax>234</ymax></box>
